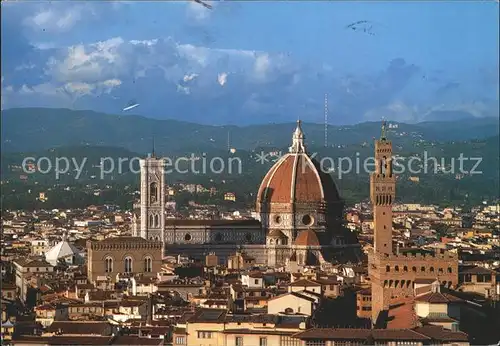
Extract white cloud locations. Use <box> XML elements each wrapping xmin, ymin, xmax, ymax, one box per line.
<box><xmin>183</xmin><ymin>73</ymin><xmax>199</xmax><ymax>82</ymax></box>
<box><xmin>23</xmin><ymin>4</ymin><xmax>92</xmax><ymax>33</ymax></box>
<box><xmin>42</xmin><ymin>36</ymin><xmax>288</xmax><ymax>89</ymax></box>
<box><xmin>15</xmin><ymin>63</ymin><xmax>36</xmax><ymax>71</ymax></box>
<box><xmin>46</xmin><ymin>37</ymin><xmax>125</xmax><ymax>83</ymax></box>
<box><xmin>177</xmin><ymin>84</ymin><xmax>190</xmax><ymax>95</ymax></box>
<box><xmin>4</xmin><ymin>35</ymin><xmax>300</xmax><ymax>111</ymax></box>
<box><xmin>254</xmin><ymin>54</ymin><xmax>270</xmax><ymax>77</ymax></box>
<box><xmin>218</xmin><ymin>72</ymin><xmax>228</xmax><ymax>86</ymax></box>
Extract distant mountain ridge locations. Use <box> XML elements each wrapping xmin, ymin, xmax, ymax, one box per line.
<box><xmin>2</xmin><ymin>108</ymin><xmax>499</xmax><ymax>153</ymax></box>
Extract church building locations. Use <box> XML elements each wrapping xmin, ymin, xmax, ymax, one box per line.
<box><xmin>132</xmin><ymin>121</ymin><xmax>361</xmax><ymax>268</ymax></box>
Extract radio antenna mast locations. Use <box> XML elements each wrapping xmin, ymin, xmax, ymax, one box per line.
<box><xmin>324</xmin><ymin>93</ymin><xmax>329</xmax><ymax>148</ymax></box>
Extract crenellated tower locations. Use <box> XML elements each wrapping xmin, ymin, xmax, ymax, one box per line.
<box><xmin>368</xmin><ymin>121</ymin><xmax>458</xmax><ymax>327</ymax></box>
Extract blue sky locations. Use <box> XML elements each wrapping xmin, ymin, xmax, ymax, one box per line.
<box><xmin>1</xmin><ymin>1</ymin><xmax>498</xmax><ymax>125</ymax></box>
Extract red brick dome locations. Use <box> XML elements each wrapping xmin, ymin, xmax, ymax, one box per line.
<box><xmin>256</xmin><ymin>121</ymin><xmax>340</xmax><ymax>206</ymax></box>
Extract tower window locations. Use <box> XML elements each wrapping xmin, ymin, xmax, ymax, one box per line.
<box><xmin>430</xmin><ymin>267</ymin><xmax>435</xmax><ymax>273</ymax></box>
<box><xmin>150</xmin><ymin>182</ymin><xmax>158</xmax><ymax>203</ymax></box>
<box><xmin>448</xmin><ymin>267</ymin><xmax>453</xmax><ymax>273</ymax></box>
<box><xmin>412</xmin><ymin>266</ymin><xmax>417</xmax><ymax>272</ymax></box>
<box><xmin>184</xmin><ymin>233</ymin><xmax>192</xmax><ymax>241</ymax></box>
<box><xmin>274</xmin><ymin>215</ymin><xmax>282</xmax><ymax>224</ymax></box>
<box><xmin>386</xmin><ymin>265</ymin><xmax>390</xmax><ymax>272</ymax></box>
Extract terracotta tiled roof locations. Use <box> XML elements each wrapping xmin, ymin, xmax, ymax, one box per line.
<box><xmin>294</xmin><ymin>230</ymin><xmax>320</xmax><ymax>246</ymax></box>
<box><xmin>413</xmin><ymin>325</ymin><xmax>469</xmax><ymax>342</ymax></box>
<box><xmin>112</xmin><ymin>336</ymin><xmax>164</xmax><ymax>345</ymax></box>
<box><xmin>289</xmin><ymin>279</ymin><xmax>321</xmax><ymax>287</ymax></box>
<box><xmin>460</xmin><ymin>266</ymin><xmax>497</xmax><ymax>275</ymax></box>
<box><xmin>47</xmin><ymin>321</ymin><xmax>111</xmax><ymax>335</ymax></box>
<box><xmin>293</xmin><ymin>328</ymin><xmax>434</xmax><ymax>341</ymax></box>
<box><xmin>415</xmin><ymin>292</ymin><xmax>463</xmax><ymax>304</ymax></box>
<box><xmin>387</xmin><ymin>300</ymin><xmax>417</xmax><ymax>329</ymax></box>
<box><xmin>163</xmin><ymin>219</ymin><xmax>261</xmax><ymax>227</ymax></box>
<box><xmin>12</xmin><ymin>336</ymin><xmax>113</xmax><ymax>345</ymax></box>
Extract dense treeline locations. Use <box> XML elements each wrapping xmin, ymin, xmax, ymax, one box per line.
<box><xmin>1</xmin><ymin>135</ymin><xmax>498</xmax><ymax>211</ymax></box>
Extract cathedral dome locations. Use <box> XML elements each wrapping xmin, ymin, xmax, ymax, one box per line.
<box><xmin>294</xmin><ymin>229</ymin><xmax>320</xmax><ymax>246</ymax></box>
<box><xmin>256</xmin><ymin>121</ymin><xmax>341</xmax><ymax>207</ymax></box>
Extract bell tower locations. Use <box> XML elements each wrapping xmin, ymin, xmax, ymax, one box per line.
<box><xmin>139</xmin><ymin>148</ymin><xmax>166</xmax><ymax>242</ymax></box>
<box><xmin>370</xmin><ymin>121</ymin><xmax>395</xmax><ymax>255</ymax></box>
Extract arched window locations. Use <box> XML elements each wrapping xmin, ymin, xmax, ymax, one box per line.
<box><xmin>447</xmin><ymin>267</ymin><xmax>453</xmax><ymax>273</ymax></box>
<box><xmin>150</xmin><ymin>182</ymin><xmax>158</xmax><ymax>203</ymax></box>
<box><xmin>430</xmin><ymin>267</ymin><xmax>435</xmax><ymax>273</ymax></box>
<box><xmin>412</xmin><ymin>266</ymin><xmax>417</xmax><ymax>272</ymax></box>
<box><xmin>395</xmin><ymin>265</ymin><xmax>399</xmax><ymax>272</ymax></box>
<box><xmin>154</xmin><ymin>215</ymin><xmax>159</xmax><ymax>227</ymax></box>
<box><xmin>149</xmin><ymin>215</ymin><xmax>154</xmax><ymax>227</ymax></box>
<box><xmin>403</xmin><ymin>266</ymin><xmax>408</xmax><ymax>272</ymax></box>
<box><xmin>105</xmin><ymin>257</ymin><xmax>113</xmax><ymax>273</ymax></box>
<box><xmin>421</xmin><ymin>266</ymin><xmax>426</xmax><ymax>272</ymax></box>
<box><xmin>386</xmin><ymin>265</ymin><xmax>390</xmax><ymax>272</ymax></box>
<box><xmin>438</xmin><ymin>268</ymin><xmax>444</xmax><ymax>274</ymax></box>
<box><xmin>124</xmin><ymin>256</ymin><xmax>133</xmax><ymax>273</ymax></box>
<box><xmin>144</xmin><ymin>257</ymin><xmax>152</xmax><ymax>273</ymax></box>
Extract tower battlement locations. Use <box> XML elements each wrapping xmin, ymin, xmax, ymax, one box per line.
<box><xmin>87</xmin><ymin>238</ymin><xmax>163</xmax><ymax>252</ymax></box>
<box><xmin>368</xmin><ymin>121</ymin><xmax>459</xmax><ymax>325</ymax></box>
<box><xmin>377</xmin><ymin>251</ymin><xmax>458</xmax><ymax>261</ymax></box>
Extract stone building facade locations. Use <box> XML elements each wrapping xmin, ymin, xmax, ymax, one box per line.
<box><xmin>86</xmin><ymin>237</ymin><xmax>163</xmax><ymax>283</ymax></box>
<box><xmin>368</xmin><ymin>122</ymin><xmax>459</xmax><ymax>325</ymax></box>
<box><xmin>132</xmin><ymin>121</ymin><xmax>361</xmax><ymax>267</ymax></box>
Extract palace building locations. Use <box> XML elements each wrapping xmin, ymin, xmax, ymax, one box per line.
<box><xmin>132</xmin><ymin>121</ymin><xmax>361</xmax><ymax>268</ymax></box>
<box><xmin>368</xmin><ymin>122</ymin><xmax>459</xmax><ymax>326</ymax></box>
<box><xmin>86</xmin><ymin>237</ymin><xmax>163</xmax><ymax>283</ymax></box>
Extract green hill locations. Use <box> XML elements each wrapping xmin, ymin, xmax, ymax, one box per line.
<box><xmin>2</xmin><ymin>108</ymin><xmax>498</xmax><ymax>153</ymax></box>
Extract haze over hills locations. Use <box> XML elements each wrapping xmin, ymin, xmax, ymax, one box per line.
<box><xmin>2</xmin><ymin>108</ymin><xmax>499</xmax><ymax>154</ymax></box>
<box><xmin>1</xmin><ymin>108</ymin><xmax>498</xmax><ymax>208</ymax></box>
